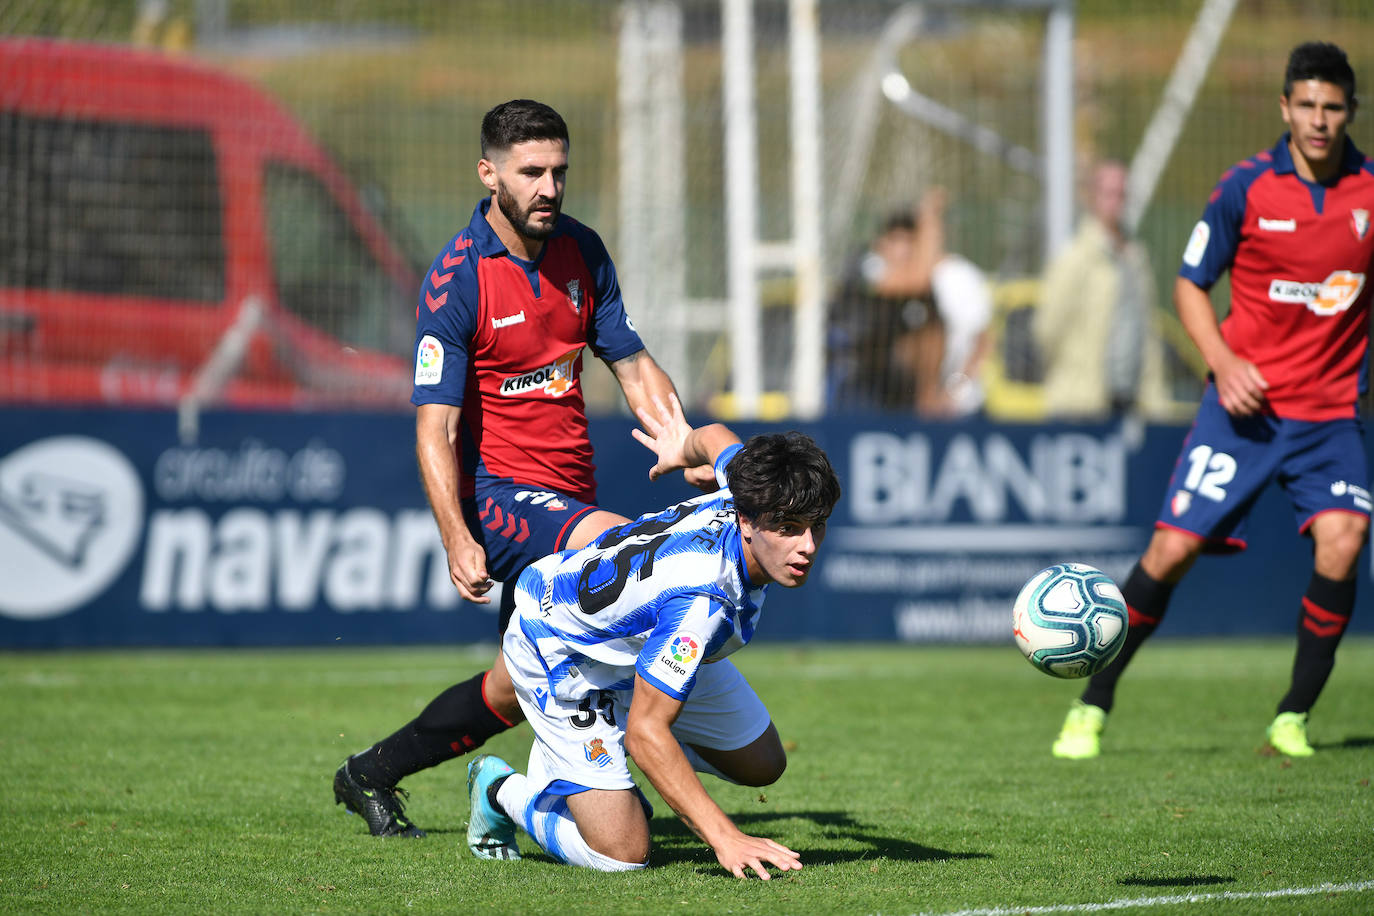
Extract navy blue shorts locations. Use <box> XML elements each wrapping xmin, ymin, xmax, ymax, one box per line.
<box><xmin>462</xmin><ymin>478</ymin><xmax>600</xmax><ymax>584</ymax></box>
<box><xmin>1154</xmin><ymin>383</ymin><xmax>1370</xmax><ymax>552</ymax></box>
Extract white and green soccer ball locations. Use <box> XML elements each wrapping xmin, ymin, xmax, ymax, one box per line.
<box><xmin>1012</xmin><ymin>563</ymin><xmax>1128</xmax><ymax>679</ymax></box>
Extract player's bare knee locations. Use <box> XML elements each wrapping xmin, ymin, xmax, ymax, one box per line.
<box><xmin>731</xmin><ymin>729</ymin><xmax>788</xmax><ymax>786</ymax></box>
<box><xmin>586</xmin><ymin>832</ymin><xmax>651</xmax><ymax>865</ymax></box>
<box><xmin>1141</xmin><ymin>530</ymin><xmax>1202</xmax><ymax>582</ymax></box>
<box><xmin>1312</xmin><ymin>515</ymin><xmax>1369</xmax><ymax>579</ymax></box>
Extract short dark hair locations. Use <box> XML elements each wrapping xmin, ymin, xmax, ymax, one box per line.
<box><xmin>881</xmin><ymin>207</ymin><xmax>917</xmax><ymax>235</ymax></box>
<box><xmin>1284</xmin><ymin>42</ymin><xmax>1356</xmax><ymax>103</ymax></box>
<box><xmin>727</xmin><ymin>432</ymin><xmax>841</xmax><ymax>528</ymax></box>
<box><xmin>480</xmin><ymin>99</ymin><xmax>570</xmax><ymax>158</ymax></box>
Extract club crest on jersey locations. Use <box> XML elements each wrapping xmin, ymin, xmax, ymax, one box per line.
<box><xmin>1353</xmin><ymin>209</ymin><xmax>1370</xmax><ymax>241</ymax></box>
<box><xmin>1170</xmin><ymin>489</ymin><xmax>1192</xmax><ymax>517</ymax></box>
<box><xmin>566</xmin><ymin>279</ymin><xmax>583</xmax><ymax>315</ymax></box>
<box><xmin>499</xmin><ymin>349</ymin><xmax>581</xmax><ymax>397</ymax></box>
<box><xmin>584</xmin><ymin>738</ymin><xmax>613</xmax><ymax>768</ymax></box>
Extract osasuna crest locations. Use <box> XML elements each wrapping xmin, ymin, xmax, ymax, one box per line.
<box><xmin>1170</xmin><ymin>489</ymin><xmax>1192</xmax><ymax>517</ymax></box>
<box><xmin>566</xmin><ymin>278</ymin><xmax>583</xmax><ymax>315</ymax></box>
<box><xmin>1352</xmin><ymin>209</ymin><xmax>1370</xmax><ymax>241</ymax></box>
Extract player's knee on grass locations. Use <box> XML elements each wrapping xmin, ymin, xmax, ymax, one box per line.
<box><xmin>693</xmin><ymin>722</ymin><xmax>787</xmax><ymax>787</ymax></box>
<box><xmin>566</xmin><ymin>788</ymin><xmax>652</xmax><ymax>866</ymax></box>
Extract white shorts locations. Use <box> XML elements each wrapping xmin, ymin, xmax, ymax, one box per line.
<box><xmin>504</xmin><ymin>630</ymin><xmax>770</xmax><ymax>798</ymax></box>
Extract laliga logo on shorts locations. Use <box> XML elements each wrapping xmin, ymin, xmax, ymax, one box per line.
<box><xmin>0</xmin><ymin>437</ymin><xmax>144</xmax><ymax>620</ymax></box>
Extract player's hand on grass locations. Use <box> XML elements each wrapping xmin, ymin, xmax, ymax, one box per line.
<box><xmin>632</xmin><ymin>393</ymin><xmax>693</xmax><ymax>481</ymax></box>
<box><xmin>713</xmin><ymin>832</ymin><xmax>802</xmax><ymax>880</ymax></box>
<box><xmin>447</xmin><ymin>540</ymin><xmax>494</xmax><ymax>604</ymax></box>
<box><xmin>1213</xmin><ymin>352</ymin><xmax>1268</xmax><ymax>416</ymax></box>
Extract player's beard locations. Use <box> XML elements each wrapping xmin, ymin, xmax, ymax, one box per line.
<box><xmin>496</xmin><ymin>179</ymin><xmax>559</xmax><ymax>242</ymax></box>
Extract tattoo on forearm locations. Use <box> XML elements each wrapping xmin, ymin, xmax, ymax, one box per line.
<box><xmin>611</xmin><ymin>349</ymin><xmax>647</xmax><ymax>370</ymax></box>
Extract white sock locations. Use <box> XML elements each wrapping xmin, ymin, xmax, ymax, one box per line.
<box><xmin>496</xmin><ymin>773</ymin><xmax>645</xmax><ymax>872</ymax></box>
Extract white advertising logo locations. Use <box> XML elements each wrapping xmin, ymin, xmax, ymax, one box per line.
<box><xmin>0</xmin><ymin>437</ymin><xmax>144</xmax><ymax>620</ymax></box>
<box><xmin>1268</xmin><ymin>270</ymin><xmax>1364</xmax><ymax>316</ymax></box>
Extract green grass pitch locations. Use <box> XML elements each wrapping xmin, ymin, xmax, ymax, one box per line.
<box><xmin>2</xmin><ymin>638</ymin><xmax>1371</xmax><ymax>914</ymax></box>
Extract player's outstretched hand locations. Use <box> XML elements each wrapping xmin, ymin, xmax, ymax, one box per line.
<box><xmin>1213</xmin><ymin>352</ymin><xmax>1269</xmax><ymax>417</ymax></box>
<box><xmin>447</xmin><ymin>539</ymin><xmax>494</xmax><ymax>604</ymax></box>
<box><xmin>683</xmin><ymin>462</ymin><xmax>721</xmax><ymax>493</ymax></box>
<box><xmin>713</xmin><ymin>832</ymin><xmax>803</xmax><ymax>880</ymax></box>
<box><xmin>632</xmin><ymin>393</ymin><xmax>693</xmax><ymax>481</ymax></box>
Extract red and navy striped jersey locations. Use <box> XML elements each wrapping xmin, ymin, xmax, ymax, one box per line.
<box><xmin>1179</xmin><ymin>133</ymin><xmax>1373</xmax><ymax>420</ymax></box>
<box><xmin>412</xmin><ymin>200</ymin><xmax>645</xmax><ymax>500</ymax></box>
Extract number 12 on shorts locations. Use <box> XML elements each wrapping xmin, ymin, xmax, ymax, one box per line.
<box><xmin>1182</xmin><ymin>444</ymin><xmax>1237</xmax><ymax>502</ymax></box>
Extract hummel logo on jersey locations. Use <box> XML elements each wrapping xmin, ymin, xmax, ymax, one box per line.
<box><xmin>566</xmin><ymin>279</ymin><xmax>583</xmax><ymax>315</ymax></box>
<box><xmin>1258</xmin><ymin>217</ymin><xmax>1296</xmax><ymax>232</ymax></box>
<box><xmin>1268</xmin><ymin>270</ymin><xmax>1365</xmax><ymax>315</ymax></box>
<box><xmin>499</xmin><ymin>349</ymin><xmax>580</xmax><ymax>397</ymax></box>
<box><xmin>492</xmin><ymin>310</ymin><xmax>526</xmax><ymax>329</ymax></box>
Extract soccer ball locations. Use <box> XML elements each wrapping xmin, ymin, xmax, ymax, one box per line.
<box><xmin>1012</xmin><ymin>563</ymin><xmax>1128</xmax><ymax>679</ymax></box>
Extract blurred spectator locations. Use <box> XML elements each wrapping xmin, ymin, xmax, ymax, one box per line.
<box><xmin>827</xmin><ymin>188</ymin><xmax>990</xmax><ymax>416</ymax></box>
<box><xmin>1035</xmin><ymin>160</ymin><xmax>1171</xmax><ymax>419</ymax></box>
<box><xmin>921</xmin><ymin>188</ymin><xmax>993</xmax><ymax>417</ymax></box>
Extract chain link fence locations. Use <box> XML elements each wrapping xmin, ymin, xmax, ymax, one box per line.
<box><xmin>3</xmin><ymin>0</ymin><xmax>1371</xmax><ymax>418</ymax></box>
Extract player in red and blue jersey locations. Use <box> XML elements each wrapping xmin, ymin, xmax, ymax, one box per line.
<box><xmin>333</xmin><ymin>100</ymin><xmax>701</xmax><ymax>836</ymax></box>
<box><xmin>1054</xmin><ymin>42</ymin><xmax>1371</xmax><ymax>760</ymax></box>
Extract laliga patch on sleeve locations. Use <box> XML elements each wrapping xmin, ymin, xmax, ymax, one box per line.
<box><xmin>648</xmin><ymin>632</ymin><xmax>703</xmax><ymax>694</ymax></box>
<box><xmin>1182</xmin><ymin>220</ymin><xmax>1210</xmax><ymax>268</ymax></box>
<box><xmin>415</xmin><ymin>335</ymin><xmax>443</xmax><ymax>385</ymax></box>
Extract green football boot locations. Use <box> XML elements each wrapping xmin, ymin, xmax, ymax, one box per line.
<box><xmin>1266</xmin><ymin>711</ymin><xmax>1315</xmax><ymax>757</ymax></box>
<box><xmin>1052</xmin><ymin>700</ymin><xmax>1107</xmax><ymax>759</ymax></box>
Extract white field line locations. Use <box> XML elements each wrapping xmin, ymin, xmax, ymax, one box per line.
<box><xmin>908</xmin><ymin>879</ymin><xmax>1374</xmax><ymax>916</ymax></box>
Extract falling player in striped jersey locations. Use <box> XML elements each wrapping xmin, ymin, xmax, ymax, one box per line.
<box><xmin>465</xmin><ymin>394</ymin><xmax>840</xmax><ymax>878</ymax></box>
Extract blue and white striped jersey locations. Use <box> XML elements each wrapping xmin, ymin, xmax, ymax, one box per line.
<box><xmin>510</xmin><ymin>443</ymin><xmax>766</xmax><ymax>713</ymax></box>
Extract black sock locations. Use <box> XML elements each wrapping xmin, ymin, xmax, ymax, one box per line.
<box><xmin>1277</xmin><ymin>572</ymin><xmax>1356</xmax><ymax>715</ymax></box>
<box><xmin>1081</xmin><ymin>562</ymin><xmax>1175</xmax><ymax>713</ymax></box>
<box><xmin>348</xmin><ymin>672</ymin><xmax>514</xmax><ymax>788</ymax></box>
<box><xmin>487</xmin><ymin>774</ymin><xmax>510</xmax><ymax>812</ymax></box>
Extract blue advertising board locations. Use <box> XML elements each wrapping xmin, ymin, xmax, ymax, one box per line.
<box><xmin>0</xmin><ymin>408</ymin><xmax>1369</xmax><ymax>647</ymax></box>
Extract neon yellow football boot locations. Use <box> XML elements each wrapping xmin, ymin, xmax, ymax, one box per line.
<box><xmin>1266</xmin><ymin>711</ymin><xmax>1315</xmax><ymax>757</ymax></box>
<box><xmin>1052</xmin><ymin>700</ymin><xmax>1107</xmax><ymax>759</ymax></box>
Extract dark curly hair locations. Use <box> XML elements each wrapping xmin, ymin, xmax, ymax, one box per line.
<box><xmin>726</xmin><ymin>432</ymin><xmax>841</xmax><ymax>528</ymax></box>
<box><xmin>480</xmin><ymin>99</ymin><xmax>570</xmax><ymax>158</ymax></box>
<box><xmin>1284</xmin><ymin>42</ymin><xmax>1356</xmax><ymax>103</ymax></box>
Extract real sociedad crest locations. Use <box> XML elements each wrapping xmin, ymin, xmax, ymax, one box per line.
<box><xmin>1352</xmin><ymin>209</ymin><xmax>1370</xmax><ymax>241</ymax></box>
<box><xmin>566</xmin><ymin>278</ymin><xmax>583</xmax><ymax>315</ymax></box>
